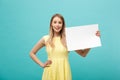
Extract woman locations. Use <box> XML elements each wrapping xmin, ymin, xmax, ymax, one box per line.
<box><xmin>30</xmin><ymin>14</ymin><xmax>100</xmax><ymax>80</ymax></box>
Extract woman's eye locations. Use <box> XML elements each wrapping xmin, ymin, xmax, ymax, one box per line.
<box><xmin>54</xmin><ymin>21</ymin><xmax>56</xmax><ymax>24</ymax></box>
<box><xmin>59</xmin><ymin>22</ymin><xmax>62</xmax><ymax>24</ymax></box>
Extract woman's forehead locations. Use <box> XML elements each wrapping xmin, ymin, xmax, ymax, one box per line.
<box><xmin>53</xmin><ymin>17</ymin><xmax>62</xmax><ymax>21</ymax></box>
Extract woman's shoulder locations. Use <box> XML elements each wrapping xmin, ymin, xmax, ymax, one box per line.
<box><xmin>43</xmin><ymin>35</ymin><xmax>50</xmax><ymax>41</ymax></box>
<box><xmin>43</xmin><ymin>35</ymin><xmax>49</xmax><ymax>39</ymax></box>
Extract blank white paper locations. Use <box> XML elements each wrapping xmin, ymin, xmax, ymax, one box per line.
<box><xmin>65</xmin><ymin>24</ymin><xmax>102</xmax><ymax>51</ymax></box>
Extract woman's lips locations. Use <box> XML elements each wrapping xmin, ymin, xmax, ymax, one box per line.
<box><xmin>55</xmin><ymin>27</ymin><xmax>60</xmax><ymax>30</ymax></box>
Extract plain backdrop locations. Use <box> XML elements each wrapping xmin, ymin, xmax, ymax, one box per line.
<box><xmin>0</xmin><ymin>0</ymin><xmax>120</xmax><ymax>80</ymax></box>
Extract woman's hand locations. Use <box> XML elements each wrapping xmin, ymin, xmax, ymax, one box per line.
<box><xmin>96</xmin><ymin>31</ymin><xmax>100</xmax><ymax>37</ymax></box>
<box><xmin>41</xmin><ymin>60</ymin><xmax>52</xmax><ymax>68</ymax></box>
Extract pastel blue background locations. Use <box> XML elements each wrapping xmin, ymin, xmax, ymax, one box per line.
<box><xmin>0</xmin><ymin>0</ymin><xmax>120</xmax><ymax>80</ymax></box>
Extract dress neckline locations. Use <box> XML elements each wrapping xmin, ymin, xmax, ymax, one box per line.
<box><xmin>53</xmin><ymin>36</ymin><xmax>61</xmax><ymax>40</ymax></box>
<box><xmin>53</xmin><ymin>36</ymin><xmax>60</xmax><ymax>38</ymax></box>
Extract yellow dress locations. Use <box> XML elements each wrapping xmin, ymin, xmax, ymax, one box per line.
<box><xmin>42</xmin><ymin>35</ymin><xmax>72</xmax><ymax>80</ymax></box>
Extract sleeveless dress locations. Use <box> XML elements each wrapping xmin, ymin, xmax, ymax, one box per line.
<box><xmin>42</xmin><ymin>35</ymin><xmax>72</xmax><ymax>80</ymax></box>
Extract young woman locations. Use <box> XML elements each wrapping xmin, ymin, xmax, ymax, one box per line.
<box><xmin>30</xmin><ymin>14</ymin><xmax>100</xmax><ymax>80</ymax></box>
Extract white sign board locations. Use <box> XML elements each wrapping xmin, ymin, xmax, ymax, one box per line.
<box><xmin>65</xmin><ymin>24</ymin><xmax>102</xmax><ymax>51</ymax></box>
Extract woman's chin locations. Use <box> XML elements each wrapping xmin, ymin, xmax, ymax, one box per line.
<box><xmin>54</xmin><ymin>30</ymin><xmax>61</xmax><ymax>33</ymax></box>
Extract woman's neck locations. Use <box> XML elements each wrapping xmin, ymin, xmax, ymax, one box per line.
<box><xmin>54</xmin><ymin>32</ymin><xmax>61</xmax><ymax>37</ymax></box>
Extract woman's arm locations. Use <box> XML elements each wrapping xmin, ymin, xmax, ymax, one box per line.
<box><xmin>75</xmin><ymin>48</ymin><xmax>91</xmax><ymax>57</ymax></box>
<box><xmin>29</xmin><ymin>37</ymin><xmax>46</xmax><ymax>67</ymax></box>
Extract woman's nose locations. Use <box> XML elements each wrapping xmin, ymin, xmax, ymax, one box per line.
<box><xmin>56</xmin><ymin>23</ymin><xmax>59</xmax><ymax>26</ymax></box>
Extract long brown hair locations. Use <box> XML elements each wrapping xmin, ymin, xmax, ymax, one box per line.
<box><xmin>47</xmin><ymin>14</ymin><xmax>67</xmax><ymax>48</ymax></box>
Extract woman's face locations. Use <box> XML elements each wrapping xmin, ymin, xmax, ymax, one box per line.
<box><xmin>52</xmin><ymin>16</ymin><xmax>63</xmax><ymax>33</ymax></box>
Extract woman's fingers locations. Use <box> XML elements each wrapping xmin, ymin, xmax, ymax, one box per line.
<box><xmin>43</xmin><ymin>60</ymin><xmax>52</xmax><ymax>68</ymax></box>
<box><xmin>47</xmin><ymin>60</ymin><xmax>52</xmax><ymax>64</ymax></box>
<box><xmin>96</xmin><ymin>31</ymin><xmax>100</xmax><ymax>37</ymax></box>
